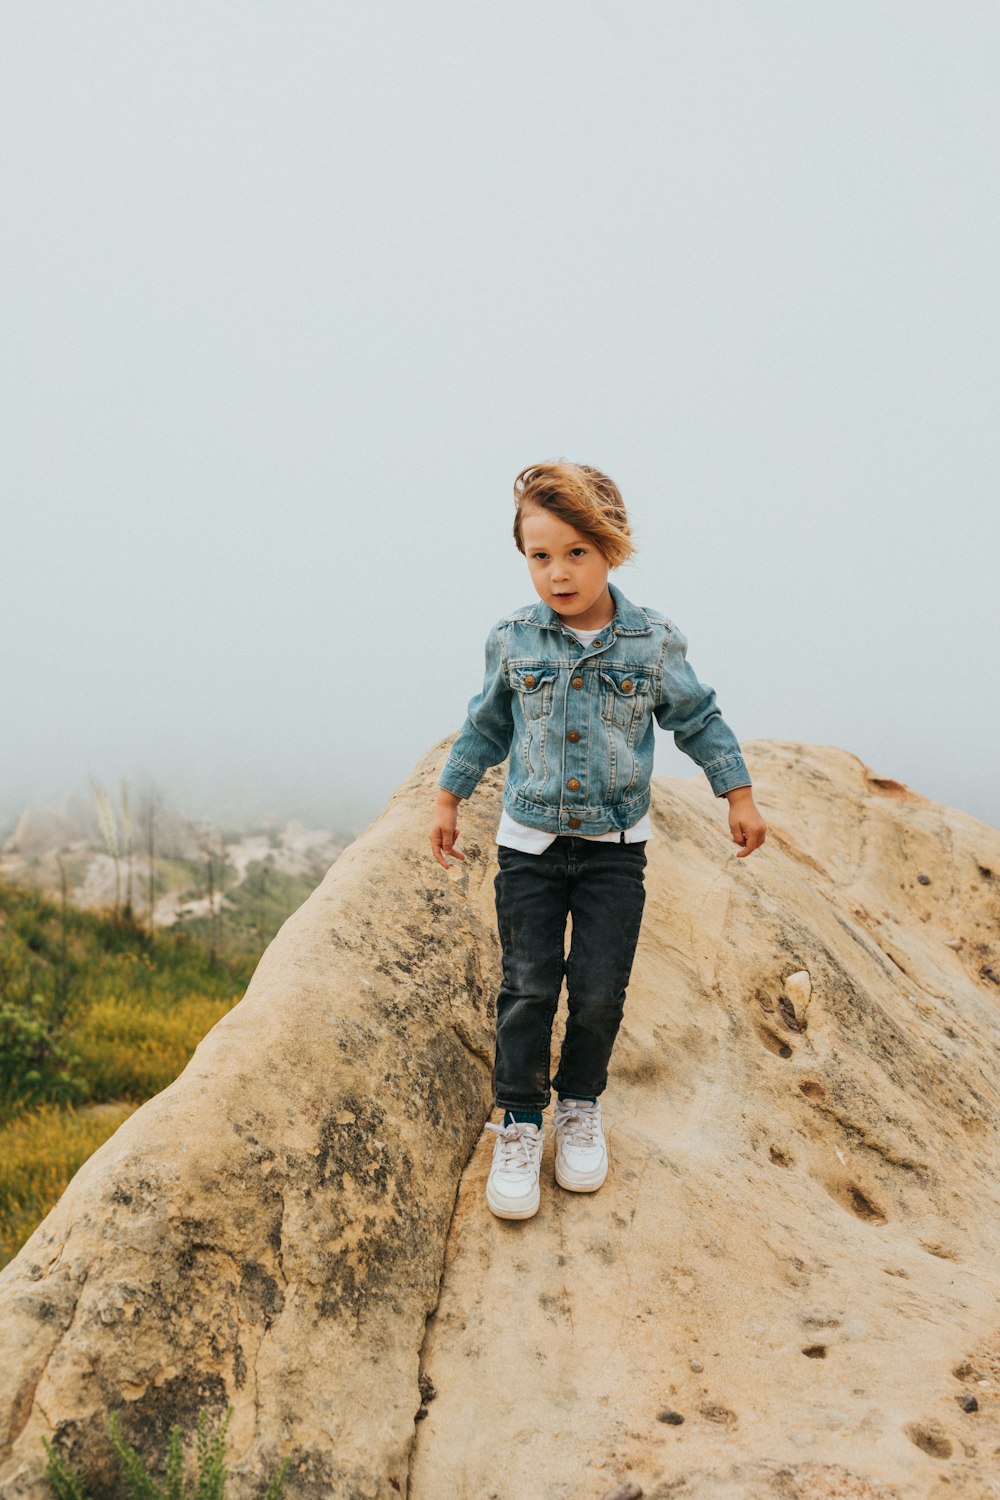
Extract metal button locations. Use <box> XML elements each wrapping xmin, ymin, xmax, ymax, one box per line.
<box><xmin>524</xmin><ymin>675</ymin><xmax>536</xmax><ymax>688</ymax></box>
<box><xmin>567</xmin><ymin>730</ymin><xmax>580</xmax><ymax>743</ymax></box>
<box><xmin>566</xmin><ymin>778</ymin><xmax>581</xmax><ymax>791</ymax></box>
<box><xmin>567</xmin><ymin>817</ymin><xmax>581</xmax><ymax>829</ymax></box>
<box><xmin>571</xmin><ymin>676</ymin><xmax>584</xmax><ymax>689</ymax></box>
<box><xmin>621</xmin><ymin>680</ymin><xmax>634</xmax><ymax>693</ymax></box>
<box><xmin>593</xmin><ymin>640</ymin><xmax>602</xmax><ymax>648</ymax></box>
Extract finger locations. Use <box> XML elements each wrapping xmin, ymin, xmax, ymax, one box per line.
<box><xmin>430</xmin><ymin>830</ymin><xmax>449</xmax><ymax>869</ymax></box>
<box><xmin>735</xmin><ymin>828</ymin><xmax>764</xmax><ymax>857</ymax></box>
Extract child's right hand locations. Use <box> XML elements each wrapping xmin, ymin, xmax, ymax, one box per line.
<box><xmin>430</xmin><ymin>791</ymin><xmax>466</xmax><ymax>869</ymax></box>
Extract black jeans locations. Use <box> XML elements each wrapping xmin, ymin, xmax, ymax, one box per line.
<box><xmin>492</xmin><ymin>835</ymin><xmax>648</xmax><ymax>1111</ymax></box>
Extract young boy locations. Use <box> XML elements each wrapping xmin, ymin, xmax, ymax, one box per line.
<box><xmin>429</xmin><ymin>462</ymin><xmax>765</xmax><ymax>1220</ymax></box>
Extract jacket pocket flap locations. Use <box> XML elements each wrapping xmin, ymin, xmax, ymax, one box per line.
<box><xmin>511</xmin><ymin>667</ymin><xmax>557</xmax><ymax>693</ymax></box>
<box><xmin>599</xmin><ymin>669</ymin><xmax>650</xmax><ymax>697</ymax></box>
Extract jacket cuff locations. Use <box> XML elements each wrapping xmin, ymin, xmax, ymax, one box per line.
<box><xmin>438</xmin><ymin>758</ymin><xmax>481</xmax><ymax>799</ymax></box>
<box><xmin>705</xmin><ymin>756</ymin><xmax>753</xmax><ymax>798</ymax></box>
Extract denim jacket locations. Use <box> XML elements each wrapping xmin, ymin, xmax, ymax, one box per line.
<box><xmin>439</xmin><ymin>582</ymin><xmax>751</xmax><ymax>836</ymax></box>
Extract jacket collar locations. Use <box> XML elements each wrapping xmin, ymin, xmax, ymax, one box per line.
<box><xmin>525</xmin><ymin>580</ymin><xmax>652</xmax><ymax>636</ymax></box>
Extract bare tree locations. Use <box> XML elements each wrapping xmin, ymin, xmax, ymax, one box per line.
<box><xmin>145</xmin><ymin>792</ymin><xmax>158</xmax><ymax>936</ymax></box>
<box><xmin>201</xmin><ymin>826</ymin><xmax>226</xmax><ymax>966</ymax></box>
<box><xmin>120</xmin><ymin>778</ymin><xmax>134</xmax><ymax>921</ymax></box>
<box><xmin>256</xmin><ymin>862</ymin><xmax>268</xmax><ymax>950</ymax></box>
<box><xmin>91</xmin><ymin>779</ymin><xmax>121</xmax><ymax>918</ymax></box>
<box><xmin>216</xmin><ymin>832</ymin><xmax>226</xmax><ymax>961</ymax></box>
<box><xmin>53</xmin><ymin>852</ymin><xmax>71</xmax><ymax>1028</ymax></box>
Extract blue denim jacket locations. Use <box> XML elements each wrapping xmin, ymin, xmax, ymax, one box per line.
<box><xmin>439</xmin><ymin>582</ymin><xmax>751</xmax><ymax>835</ymax></box>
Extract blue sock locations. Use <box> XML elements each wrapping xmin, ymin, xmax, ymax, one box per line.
<box><xmin>503</xmin><ymin>1107</ymin><xmax>543</xmax><ymax>1128</ymax></box>
<box><xmin>557</xmin><ymin>1093</ymin><xmax>597</xmax><ymax>1104</ymax></box>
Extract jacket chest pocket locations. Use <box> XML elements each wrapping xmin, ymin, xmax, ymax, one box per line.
<box><xmin>512</xmin><ymin>666</ymin><xmax>557</xmax><ymax>722</ymax></box>
<box><xmin>599</xmin><ymin>669</ymin><xmax>650</xmax><ymax>733</ymax></box>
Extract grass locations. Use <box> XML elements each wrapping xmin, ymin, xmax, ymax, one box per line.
<box><xmin>0</xmin><ymin>1099</ymin><xmax>138</xmax><ymax>1264</ymax></box>
<box><xmin>0</xmin><ymin>876</ymin><xmax>263</xmax><ymax>1270</ymax></box>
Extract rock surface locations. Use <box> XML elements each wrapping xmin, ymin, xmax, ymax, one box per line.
<box><xmin>2</xmin><ymin>740</ymin><xmax>999</xmax><ymax>1499</ymax></box>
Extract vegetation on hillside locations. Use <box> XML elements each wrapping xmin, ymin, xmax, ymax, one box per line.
<box><xmin>0</xmin><ymin>877</ymin><xmax>262</xmax><ymax>1268</ymax></box>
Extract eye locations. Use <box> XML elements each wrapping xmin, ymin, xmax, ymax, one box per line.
<box><xmin>531</xmin><ymin>551</ymin><xmax>549</xmax><ymax>560</ymax></box>
<box><xmin>570</xmin><ymin>547</ymin><xmax>587</xmax><ymax>557</ymax></box>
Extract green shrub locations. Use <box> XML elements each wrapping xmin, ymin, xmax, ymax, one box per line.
<box><xmin>42</xmin><ymin>1405</ymin><xmax>291</xmax><ymax>1500</ymax></box>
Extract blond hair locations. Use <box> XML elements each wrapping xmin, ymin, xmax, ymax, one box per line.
<box><xmin>512</xmin><ymin>460</ymin><xmax>635</xmax><ymax>568</ymax></box>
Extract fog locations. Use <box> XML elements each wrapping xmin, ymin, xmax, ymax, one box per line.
<box><xmin>3</xmin><ymin>2</ymin><xmax>998</xmax><ymax>838</ymax></box>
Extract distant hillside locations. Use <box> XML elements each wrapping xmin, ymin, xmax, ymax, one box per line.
<box><xmin>0</xmin><ymin>789</ymin><xmax>353</xmax><ymax>942</ymax></box>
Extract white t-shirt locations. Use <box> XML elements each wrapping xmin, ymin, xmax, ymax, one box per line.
<box><xmin>495</xmin><ymin>623</ymin><xmax>653</xmax><ymax>854</ymax></box>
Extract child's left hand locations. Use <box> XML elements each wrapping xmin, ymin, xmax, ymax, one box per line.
<box><xmin>725</xmin><ymin>788</ymin><xmax>766</xmax><ymax>858</ymax></box>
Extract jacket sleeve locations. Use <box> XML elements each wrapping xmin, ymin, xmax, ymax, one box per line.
<box><xmin>438</xmin><ymin>624</ymin><xmax>514</xmax><ymax>799</ymax></box>
<box><xmin>654</xmin><ymin>625</ymin><xmax>752</xmax><ymax>797</ymax></box>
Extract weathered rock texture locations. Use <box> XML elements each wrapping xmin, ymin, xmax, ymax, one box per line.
<box><xmin>2</xmin><ymin>740</ymin><xmax>999</xmax><ymax>1500</ymax></box>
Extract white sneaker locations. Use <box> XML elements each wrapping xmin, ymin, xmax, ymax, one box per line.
<box><xmin>553</xmin><ymin>1097</ymin><xmax>608</xmax><ymax>1192</ymax></box>
<box><xmin>484</xmin><ymin>1119</ymin><xmax>544</xmax><ymax>1219</ymax></box>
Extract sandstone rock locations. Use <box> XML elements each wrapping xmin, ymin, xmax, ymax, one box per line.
<box><xmin>1</xmin><ymin>740</ymin><xmax>999</xmax><ymax>1500</ymax></box>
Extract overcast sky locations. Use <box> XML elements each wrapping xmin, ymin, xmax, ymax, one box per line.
<box><xmin>3</xmin><ymin>3</ymin><xmax>998</xmax><ymax>838</ymax></box>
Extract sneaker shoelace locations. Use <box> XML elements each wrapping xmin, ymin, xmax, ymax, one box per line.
<box><xmin>553</xmin><ymin>1099</ymin><xmax>601</xmax><ymax>1148</ymax></box>
<box><xmin>485</xmin><ymin>1120</ymin><xmax>542</xmax><ymax>1173</ymax></box>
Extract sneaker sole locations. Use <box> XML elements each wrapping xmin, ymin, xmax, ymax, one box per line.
<box><xmin>554</xmin><ymin>1154</ymin><xmax>608</xmax><ymax>1192</ymax></box>
<box><xmin>486</xmin><ymin>1180</ymin><xmax>541</xmax><ymax>1219</ymax></box>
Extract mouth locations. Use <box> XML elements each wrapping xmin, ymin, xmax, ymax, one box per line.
<box><xmin>553</xmin><ymin>591</ymin><xmax>576</xmax><ymax>601</ymax></box>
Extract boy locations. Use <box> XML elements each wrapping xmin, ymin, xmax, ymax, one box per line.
<box><xmin>429</xmin><ymin>461</ymin><xmax>765</xmax><ymax>1219</ymax></box>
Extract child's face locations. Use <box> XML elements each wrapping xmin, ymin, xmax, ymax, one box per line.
<box><xmin>520</xmin><ymin>505</ymin><xmax>614</xmax><ymax>629</ymax></box>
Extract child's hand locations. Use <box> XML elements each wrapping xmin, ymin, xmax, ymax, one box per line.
<box><xmin>725</xmin><ymin>788</ymin><xmax>766</xmax><ymax>858</ymax></box>
<box><xmin>430</xmin><ymin>791</ymin><xmax>466</xmax><ymax>870</ymax></box>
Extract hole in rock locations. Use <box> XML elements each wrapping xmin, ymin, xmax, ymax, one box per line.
<box><xmin>905</xmin><ymin>1422</ymin><xmax>953</xmax><ymax>1459</ymax></box>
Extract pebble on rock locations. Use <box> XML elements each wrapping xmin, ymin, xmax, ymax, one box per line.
<box><xmin>657</xmin><ymin>1410</ymin><xmax>685</xmax><ymax>1424</ymax></box>
<box><xmin>690</xmin><ymin>1360</ymin><xmax>704</xmax><ymax>1372</ymax></box>
<box><xmin>917</xmin><ymin>873</ymin><xmax>931</xmax><ymax>886</ymax></box>
<box><xmin>601</xmin><ymin>1482</ymin><xmax>643</xmax><ymax>1500</ymax></box>
<box><xmin>959</xmin><ymin>1394</ymin><xmax>979</xmax><ymax>1413</ymax></box>
<box><xmin>784</xmin><ymin>970</ymin><xmax>812</xmax><ymax>1012</ymax></box>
